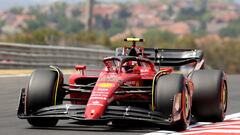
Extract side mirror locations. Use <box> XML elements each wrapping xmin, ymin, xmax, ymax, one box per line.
<box><xmin>75</xmin><ymin>65</ymin><xmax>86</xmax><ymax>75</ymax></box>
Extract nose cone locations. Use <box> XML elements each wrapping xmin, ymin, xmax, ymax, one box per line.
<box><xmin>84</xmin><ymin>105</ymin><xmax>105</xmax><ymax>119</ymax></box>
<box><xmin>84</xmin><ymin>75</ymin><xmax>120</xmax><ymax>119</ymax></box>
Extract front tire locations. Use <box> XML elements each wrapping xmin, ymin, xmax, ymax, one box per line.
<box><xmin>154</xmin><ymin>74</ymin><xmax>191</xmax><ymax>131</ymax></box>
<box><xmin>26</xmin><ymin>67</ymin><xmax>64</xmax><ymax>127</ymax></box>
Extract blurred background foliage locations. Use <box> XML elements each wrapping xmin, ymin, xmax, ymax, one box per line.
<box><xmin>1</xmin><ymin>1</ymin><xmax>240</xmax><ymax>73</ymax></box>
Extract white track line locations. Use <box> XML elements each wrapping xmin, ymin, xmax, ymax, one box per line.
<box><xmin>0</xmin><ymin>74</ymin><xmax>30</xmax><ymax>78</ymax></box>
<box><xmin>0</xmin><ymin>72</ymin><xmax>73</xmax><ymax>78</ymax></box>
<box><xmin>144</xmin><ymin>113</ymin><xmax>240</xmax><ymax>135</ymax></box>
<box><xmin>225</xmin><ymin>112</ymin><xmax>240</xmax><ymax>120</ymax></box>
<box><xmin>173</xmin><ymin>129</ymin><xmax>240</xmax><ymax>135</ymax></box>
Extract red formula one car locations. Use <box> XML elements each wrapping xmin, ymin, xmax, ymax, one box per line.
<box><xmin>17</xmin><ymin>38</ymin><xmax>228</xmax><ymax>131</ymax></box>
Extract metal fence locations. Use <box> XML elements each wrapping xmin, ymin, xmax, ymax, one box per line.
<box><xmin>0</xmin><ymin>42</ymin><xmax>114</xmax><ymax>69</ymax></box>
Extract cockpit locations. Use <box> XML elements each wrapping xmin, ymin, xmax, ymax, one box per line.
<box><xmin>103</xmin><ymin>56</ymin><xmax>155</xmax><ymax>74</ymax></box>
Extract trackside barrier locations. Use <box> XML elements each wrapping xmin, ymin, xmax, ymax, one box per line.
<box><xmin>0</xmin><ymin>42</ymin><xmax>114</xmax><ymax>69</ymax></box>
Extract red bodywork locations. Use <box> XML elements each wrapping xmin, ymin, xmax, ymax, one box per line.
<box><xmin>69</xmin><ymin>54</ymin><xmax>195</xmax><ymax>120</ymax></box>
<box><xmin>69</xmin><ymin>57</ymin><xmax>155</xmax><ymax>119</ymax></box>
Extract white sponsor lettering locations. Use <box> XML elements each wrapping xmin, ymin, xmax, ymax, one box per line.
<box><xmin>89</xmin><ymin>97</ymin><xmax>107</xmax><ymax>100</ymax></box>
<box><xmin>87</xmin><ymin>103</ymin><xmax>104</xmax><ymax>107</ymax></box>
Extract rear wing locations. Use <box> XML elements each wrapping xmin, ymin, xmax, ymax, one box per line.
<box><xmin>144</xmin><ymin>48</ymin><xmax>203</xmax><ymax>66</ymax></box>
<box><xmin>115</xmin><ymin>48</ymin><xmax>203</xmax><ymax>66</ymax></box>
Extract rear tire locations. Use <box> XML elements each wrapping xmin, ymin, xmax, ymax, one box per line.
<box><xmin>26</xmin><ymin>68</ymin><xmax>64</xmax><ymax>127</ymax></box>
<box><xmin>191</xmin><ymin>70</ymin><xmax>227</xmax><ymax>122</ymax></box>
<box><xmin>154</xmin><ymin>74</ymin><xmax>191</xmax><ymax>131</ymax></box>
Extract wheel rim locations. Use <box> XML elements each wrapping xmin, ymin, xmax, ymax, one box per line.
<box><xmin>184</xmin><ymin>90</ymin><xmax>190</xmax><ymax>120</ymax></box>
<box><xmin>221</xmin><ymin>81</ymin><xmax>227</xmax><ymax>113</ymax></box>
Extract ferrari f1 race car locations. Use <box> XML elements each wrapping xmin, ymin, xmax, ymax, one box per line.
<box><xmin>17</xmin><ymin>38</ymin><xmax>228</xmax><ymax>131</ymax></box>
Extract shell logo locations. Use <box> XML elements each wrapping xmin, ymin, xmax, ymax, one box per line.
<box><xmin>97</xmin><ymin>83</ymin><xmax>114</xmax><ymax>88</ymax></box>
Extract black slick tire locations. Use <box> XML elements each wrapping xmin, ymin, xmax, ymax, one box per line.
<box><xmin>191</xmin><ymin>70</ymin><xmax>227</xmax><ymax>122</ymax></box>
<box><xmin>26</xmin><ymin>68</ymin><xmax>63</xmax><ymax>127</ymax></box>
<box><xmin>154</xmin><ymin>74</ymin><xmax>191</xmax><ymax>131</ymax></box>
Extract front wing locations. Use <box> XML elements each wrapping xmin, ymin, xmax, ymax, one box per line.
<box><xmin>18</xmin><ymin>98</ymin><xmax>171</xmax><ymax>126</ymax></box>
<box><xmin>18</xmin><ymin>104</ymin><xmax>171</xmax><ymax>126</ymax></box>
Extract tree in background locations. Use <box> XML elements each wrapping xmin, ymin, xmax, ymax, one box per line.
<box><xmin>143</xmin><ymin>29</ymin><xmax>177</xmax><ymax>48</ymax></box>
<box><xmin>220</xmin><ymin>19</ymin><xmax>240</xmax><ymax>38</ymax></box>
<box><xmin>2</xmin><ymin>1</ymin><xmax>240</xmax><ymax>74</ymax></box>
<box><xmin>202</xmin><ymin>41</ymin><xmax>240</xmax><ymax>73</ymax></box>
<box><xmin>106</xmin><ymin>18</ymin><xmax>127</xmax><ymax>36</ymax></box>
<box><xmin>70</xmin><ymin>31</ymin><xmax>111</xmax><ymax>46</ymax></box>
<box><xmin>5</xmin><ymin>28</ymin><xmax>63</xmax><ymax>45</ymax></box>
<box><xmin>9</xmin><ymin>7</ymin><xmax>23</xmax><ymax>14</ymax></box>
<box><xmin>26</xmin><ymin>14</ymin><xmax>46</xmax><ymax>31</ymax></box>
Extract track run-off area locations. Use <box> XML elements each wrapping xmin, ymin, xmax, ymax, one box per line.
<box><xmin>0</xmin><ymin>74</ymin><xmax>240</xmax><ymax>135</ymax></box>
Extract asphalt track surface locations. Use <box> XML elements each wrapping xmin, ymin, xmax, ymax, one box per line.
<box><xmin>0</xmin><ymin>74</ymin><xmax>239</xmax><ymax>135</ymax></box>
